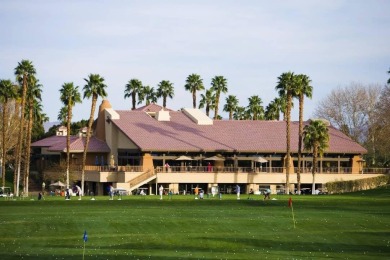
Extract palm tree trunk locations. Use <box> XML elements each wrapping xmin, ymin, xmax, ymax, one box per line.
<box><xmin>2</xmin><ymin>101</ymin><xmax>7</xmax><ymax>187</ymax></box>
<box><xmin>206</xmin><ymin>105</ymin><xmax>210</xmax><ymax>117</ymax></box>
<box><xmin>163</xmin><ymin>96</ymin><xmax>167</xmax><ymax>108</ymax></box>
<box><xmin>23</xmin><ymin>101</ymin><xmax>33</xmax><ymax>195</ymax></box>
<box><xmin>15</xmin><ymin>74</ymin><xmax>28</xmax><ymax>196</ymax></box>
<box><xmin>66</xmin><ymin>102</ymin><xmax>71</xmax><ymax>190</ymax></box>
<box><xmin>81</xmin><ymin>95</ymin><xmax>97</xmax><ymax>194</ymax></box>
<box><xmin>192</xmin><ymin>91</ymin><xmax>196</xmax><ymax>109</ymax></box>
<box><xmin>312</xmin><ymin>146</ymin><xmax>318</xmax><ymax>194</ymax></box>
<box><xmin>285</xmin><ymin>93</ymin><xmax>292</xmax><ymax>195</ymax></box>
<box><xmin>214</xmin><ymin>95</ymin><xmax>219</xmax><ymax>120</ymax></box>
<box><xmin>132</xmin><ymin>92</ymin><xmax>136</xmax><ymax>110</ymax></box>
<box><xmin>297</xmin><ymin>95</ymin><xmax>304</xmax><ymax>194</ymax></box>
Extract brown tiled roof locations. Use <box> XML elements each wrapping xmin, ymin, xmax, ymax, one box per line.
<box><xmin>112</xmin><ymin>110</ymin><xmax>367</xmax><ymax>154</ymax></box>
<box><xmin>31</xmin><ymin>135</ymin><xmax>110</xmax><ymax>153</ymax></box>
<box><xmin>135</xmin><ymin>103</ymin><xmax>173</xmax><ymax>112</ymax></box>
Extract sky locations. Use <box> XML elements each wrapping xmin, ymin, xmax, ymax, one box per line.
<box><xmin>1</xmin><ymin>0</ymin><xmax>389</xmax><ymax>123</ymax></box>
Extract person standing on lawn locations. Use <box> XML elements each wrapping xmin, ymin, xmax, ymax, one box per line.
<box><xmin>159</xmin><ymin>185</ymin><xmax>164</xmax><ymax>200</ymax></box>
<box><xmin>194</xmin><ymin>186</ymin><xmax>199</xmax><ymax>199</ymax></box>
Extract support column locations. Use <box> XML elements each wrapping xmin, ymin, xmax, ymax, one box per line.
<box><xmin>142</xmin><ymin>153</ymin><xmax>154</xmax><ymax>172</ymax></box>
<box><xmin>338</xmin><ymin>155</ymin><xmax>341</xmax><ymax>174</ymax></box>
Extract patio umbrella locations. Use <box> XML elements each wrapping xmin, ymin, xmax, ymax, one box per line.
<box><xmin>252</xmin><ymin>156</ymin><xmax>268</xmax><ymax>171</ymax></box>
<box><xmin>50</xmin><ymin>181</ymin><xmax>65</xmax><ymax>187</ymax></box>
<box><xmin>252</xmin><ymin>157</ymin><xmax>267</xmax><ymax>163</ymax></box>
<box><xmin>204</xmin><ymin>156</ymin><xmax>225</xmax><ymax>161</ymax></box>
<box><xmin>175</xmin><ymin>155</ymin><xmax>193</xmax><ymax>161</ymax></box>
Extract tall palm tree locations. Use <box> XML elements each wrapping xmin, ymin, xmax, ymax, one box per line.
<box><xmin>14</xmin><ymin>60</ymin><xmax>36</xmax><ymax>196</ymax></box>
<box><xmin>25</xmin><ymin>100</ymin><xmax>47</xmax><ymax>192</ymax></box>
<box><xmin>124</xmin><ymin>79</ymin><xmax>143</xmax><ymax>110</ymax></box>
<box><xmin>275</xmin><ymin>71</ymin><xmax>297</xmax><ymax>194</ymax></box>
<box><xmin>156</xmin><ymin>80</ymin><xmax>174</xmax><ymax>108</ymax></box>
<box><xmin>184</xmin><ymin>74</ymin><xmax>205</xmax><ymax>109</ymax></box>
<box><xmin>23</xmin><ymin>76</ymin><xmax>42</xmax><ymax>194</ymax></box>
<box><xmin>210</xmin><ymin>76</ymin><xmax>228</xmax><ymax>120</ymax></box>
<box><xmin>138</xmin><ymin>85</ymin><xmax>157</xmax><ymax>105</ymax></box>
<box><xmin>60</xmin><ymin>82</ymin><xmax>82</xmax><ymax>190</ymax></box>
<box><xmin>82</xmin><ymin>74</ymin><xmax>107</xmax><ymax>194</ymax></box>
<box><xmin>247</xmin><ymin>95</ymin><xmax>265</xmax><ymax>120</ymax></box>
<box><xmin>199</xmin><ymin>89</ymin><xmax>215</xmax><ymax>117</ymax></box>
<box><xmin>303</xmin><ymin>120</ymin><xmax>329</xmax><ymax>194</ymax></box>
<box><xmin>0</xmin><ymin>79</ymin><xmax>18</xmax><ymax>187</ymax></box>
<box><xmin>295</xmin><ymin>74</ymin><xmax>313</xmax><ymax>194</ymax></box>
<box><xmin>223</xmin><ymin>95</ymin><xmax>239</xmax><ymax>120</ymax></box>
<box><xmin>233</xmin><ymin>106</ymin><xmax>246</xmax><ymax>120</ymax></box>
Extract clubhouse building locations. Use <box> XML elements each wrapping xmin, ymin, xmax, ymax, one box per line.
<box><xmin>32</xmin><ymin>99</ymin><xmax>381</xmax><ymax>195</ymax></box>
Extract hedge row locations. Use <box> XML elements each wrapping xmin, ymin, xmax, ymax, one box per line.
<box><xmin>325</xmin><ymin>175</ymin><xmax>390</xmax><ymax>194</ymax></box>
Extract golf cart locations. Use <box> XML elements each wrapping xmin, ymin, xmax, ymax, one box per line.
<box><xmin>0</xmin><ymin>187</ymin><xmax>13</xmax><ymax>198</ymax></box>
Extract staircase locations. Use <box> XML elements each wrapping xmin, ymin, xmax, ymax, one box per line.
<box><xmin>128</xmin><ymin>169</ymin><xmax>156</xmax><ymax>192</ymax></box>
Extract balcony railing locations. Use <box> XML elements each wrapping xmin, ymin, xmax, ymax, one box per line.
<box><xmin>43</xmin><ymin>164</ymin><xmax>389</xmax><ymax>175</ymax></box>
<box><xmin>155</xmin><ymin>166</ymin><xmax>285</xmax><ymax>173</ymax></box>
<box><xmin>44</xmin><ymin>164</ymin><xmax>143</xmax><ymax>173</ymax></box>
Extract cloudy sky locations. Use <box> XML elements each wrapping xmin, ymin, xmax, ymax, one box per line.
<box><xmin>1</xmin><ymin>0</ymin><xmax>389</xmax><ymax>123</ymax></box>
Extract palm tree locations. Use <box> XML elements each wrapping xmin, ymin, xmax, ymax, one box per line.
<box><xmin>233</xmin><ymin>106</ymin><xmax>246</xmax><ymax>120</ymax></box>
<box><xmin>303</xmin><ymin>120</ymin><xmax>329</xmax><ymax>194</ymax></box>
<box><xmin>157</xmin><ymin>80</ymin><xmax>174</xmax><ymax>108</ymax></box>
<box><xmin>210</xmin><ymin>76</ymin><xmax>228</xmax><ymax>120</ymax></box>
<box><xmin>57</xmin><ymin>106</ymin><xmax>68</xmax><ymax>125</ymax></box>
<box><xmin>14</xmin><ymin>60</ymin><xmax>36</xmax><ymax>196</ymax></box>
<box><xmin>265</xmin><ymin>97</ymin><xmax>283</xmax><ymax>120</ymax></box>
<box><xmin>124</xmin><ymin>79</ymin><xmax>143</xmax><ymax>110</ymax></box>
<box><xmin>0</xmin><ymin>79</ymin><xmax>18</xmax><ymax>187</ymax></box>
<box><xmin>275</xmin><ymin>71</ymin><xmax>297</xmax><ymax>194</ymax></box>
<box><xmin>185</xmin><ymin>74</ymin><xmax>205</xmax><ymax>109</ymax></box>
<box><xmin>295</xmin><ymin>74</ymin><xmax>313</xmax><ymax>194</ymax></box>
<box><xmin>82</xmin><ymin>74</ymin><xmax>107</xmax><ymax>194</ymax></box>
<box><xmin>223</xmin><ymin>95</ymin><xmax>239</xmax><ymax>120</ymax></box>
<box><xmin>387</xmin><ymin>68</ymin><xmax>390</xmax><ymax>84</ymax></box>
<box><xmin>60</xmin><ymin>82</ymin><xmax>82</xmax><ymax>190</ymax></box>
<box><xmin>25</xmin><ymin>99</ymin><xmax>47</xmax><ymax>193</ymax></box>
<box><xmin>247</xmin><ymin>95</ymin><xmax>265</xmax><ymax>120</ymax></box>
<box><xmin>138</xmin><ymin>85</ymin><xmax>157</xmax><ymax>105</ymax></box>
<box><xmin>199</xmin><ymin>89</ymin><xmax>215</xmax><ymax>117</ymax></box>
<box><xmin>23</xmin><ymin>76</ymin><xmax>43</xmax><ymax>194</ymax></box>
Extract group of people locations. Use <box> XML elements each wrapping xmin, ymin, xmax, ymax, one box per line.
<box><xmin>64</xmin><ymin>185</ymin><xmax>83</xmax><ymax>200</ymax></box>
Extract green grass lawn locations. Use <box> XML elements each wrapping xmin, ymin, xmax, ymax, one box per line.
<box><xmin>0</xmin><ymin>187</ymin><xmax>389</xmax><ymax>259</ymax></box>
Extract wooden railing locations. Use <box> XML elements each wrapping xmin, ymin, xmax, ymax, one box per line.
<box><xmin>44</xmin><ymin>164</ymin><xmax>143</xmax><ymax>173</ymax></box>
<box><xmin>129</xmin><ymin>169</ymin><xmax>156</xmax><ymax>188</ymax></box>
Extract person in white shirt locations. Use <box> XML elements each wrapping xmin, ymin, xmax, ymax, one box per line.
<box><xmin>159</xmin><ymin>185</ymin><xmax>164</xmax><ymax>200</ymax></box>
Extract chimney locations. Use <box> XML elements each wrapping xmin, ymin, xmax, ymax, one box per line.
<box><xmin>95</xmin><ymin>99</ymin><xmax>112</xmax><ymax>141</ymax></box>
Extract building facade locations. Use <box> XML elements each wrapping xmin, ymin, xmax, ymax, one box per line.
<box><xmin>32</xmin><ymin>99</ymin><xmax>380</xmax><ymax>196</ymax></box>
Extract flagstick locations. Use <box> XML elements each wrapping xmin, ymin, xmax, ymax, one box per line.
<box><xmin>290</xmin><ymin>204</ymin><xmax>296</xmax><ymax>229</ymax></box>
<box><xmin>83</xmin><ymin>240</ymin><xmax>86</xmax><ymax>260</ymax></box>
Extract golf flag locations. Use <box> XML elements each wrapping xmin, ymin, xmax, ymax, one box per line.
<box><xmin>83</xmin><ymin>230</ymin><xmax>88</xmax><ymax>242</ymax></box>
<box><xmin>288</xmin><ymin>197</ymin><xmax>296</xmax><ymax>229</ymax></box>
<box><xmin>83</xmin><ymin>230</ymin><xmax>88</xmax><ymax>260</ymax></box>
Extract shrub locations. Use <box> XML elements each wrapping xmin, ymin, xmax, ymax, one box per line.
<box><xmin>326</xmin><ymin>175</ymin><xmax>390</xmax><ymax>193</ymax></box>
